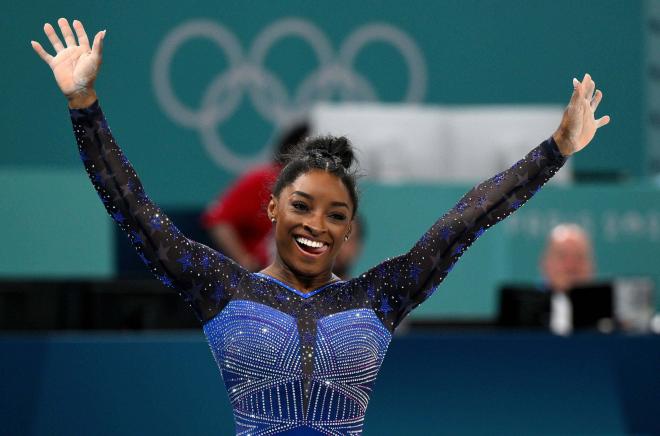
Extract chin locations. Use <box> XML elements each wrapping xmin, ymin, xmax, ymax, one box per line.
<box><xmin>282</xmin><ymin>254</ymin><xmax>332</xmax><ymax>279</ymax></box>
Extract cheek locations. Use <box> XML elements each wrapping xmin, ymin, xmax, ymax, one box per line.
<box><xmin>331</xmin><ymin>238</ymin><xmax>345</xmax><ymax>253</ymax></box>
<box><xmin>276</xmin><ymin>223</ymin><xmax>292</xmax><ymax>242</ymax></box>
<box><xmin>332</xmin><ymin>223</ymin><xmax>350</xmax><ymax>241</ymax></box>
<box><xmin>272</xmin><ymin>221</ymin><xmax>288</xmax><ymax>244</ymax></box>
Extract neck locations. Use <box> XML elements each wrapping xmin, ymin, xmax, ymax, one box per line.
<box><xmin>261</xmin><ymin>256</ymin><xmax>337</xmax><ymax>294</ymax></box>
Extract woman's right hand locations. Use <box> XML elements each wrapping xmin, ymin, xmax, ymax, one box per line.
<box><xmin>31</xmin><ymin>18</ymin><xmax>105</xmax><ymax>108</ymax></box>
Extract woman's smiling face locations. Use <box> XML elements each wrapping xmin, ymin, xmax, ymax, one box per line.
<box><xmin>268</xmin><ymin>169</ymin><xmax>353</xmax><ymax>279</ymax></box>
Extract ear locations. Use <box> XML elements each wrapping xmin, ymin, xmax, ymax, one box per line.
<box><xmin>267</xmin><ymin>195</ymin><xmax>278</xmax><ymax>222</ymax></box>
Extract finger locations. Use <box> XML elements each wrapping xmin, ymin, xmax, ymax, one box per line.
<box><xmin>591</xmin><ymin>89</ymin><xmax>603</xmax><ymax>112</ymax></box>
<box><xmin>596</xmin><ymin>115</ymin><xmax>611</xmax><ymax>128</ymax></box>
<box><xmin>583</xmin><ymin>73</ymin><xmax>595</xmax><ymax>101</ymax></box>
<box><xmin>57</xmin><ymin>17</ymin><xmax>77</xmax><ymax>47</ymax></box>
<box><xmin>589</xmin><ymin>77</ymin><xmax>596</xmax><ymax>100</ymax></box>
<box><xmin>30</xmin><ymin>40</ymin><xmax>53</xmax><ymax>65</ymax></box>
<box><xmin>72</xmin><ymin>19</ymin><xmax>90</xmax><ymax>51</ymax></box>
<box><xmin>91</xmin><ymin>30</ymin><xmax>106</xmax><ymax>58</ymax></box>
<box><xmin>44</xmin><ymin>22</ymin><xmax>64</xmax><ymax>52</ymax></box>
<box><xmin>570</xmin><ymin>78</ymin><xmax>582</xmax><ymax>103</ymax></box>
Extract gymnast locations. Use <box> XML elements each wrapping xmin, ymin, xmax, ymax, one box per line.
<box><xmin>32</xmin><ymin>18</ymin><xmax>610</xmax><ymax>435</ymax></box>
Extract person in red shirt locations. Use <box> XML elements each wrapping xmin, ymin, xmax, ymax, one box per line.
<box><xmin>201</xmin><ymin>124</ymin><xmax>309</xmax><ymax>271</ymax></box>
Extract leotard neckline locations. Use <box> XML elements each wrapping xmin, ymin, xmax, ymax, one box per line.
<box><xmin>254</xmin><ymin>272</ymin><xmax>344</xmax><ymax>299</ymax></box>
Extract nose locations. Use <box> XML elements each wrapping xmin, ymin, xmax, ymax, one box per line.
<box><xmin>303</xmin><ymin>213</ymin><xmax>326</xmax><ymax>236</ymax></box>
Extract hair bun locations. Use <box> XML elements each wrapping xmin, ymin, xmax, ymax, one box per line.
<box><xmin>299</xmin><ymin>136</ymin><xmax>355</xmax><ymax>169</ymax></box>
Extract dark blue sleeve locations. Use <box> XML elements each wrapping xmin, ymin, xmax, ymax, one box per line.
<box><xmin>353</xmin><ymin>138</ymin><xmax>568</xmax><ymax>331</ymax></box>
<box><xmin>70</xmin><ymin>101</ymin><xmax>246</xmax><ymax>323</ymax></box>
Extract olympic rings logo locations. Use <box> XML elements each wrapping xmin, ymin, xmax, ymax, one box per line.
<box><xmin>152</xmin><ymin>18</ymin><xmax>427</xmax><ymax>172</ymax></box>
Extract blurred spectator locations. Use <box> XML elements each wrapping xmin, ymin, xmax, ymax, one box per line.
<box><xmin>201</xmin><ymin>123</ymin><xmax>309</xmax><ymax>271</ymax></box>
<box><xmin>540</xmin><ymin>223</ymin><xmax>595</xmax><ymax>334</ymax></box>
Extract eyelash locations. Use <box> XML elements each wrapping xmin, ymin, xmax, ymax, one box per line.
<box><xmin>292</xmin><ymin>201</ymin><xmax>309</xmax><ymax>212</ymax></box>
<box><xmin>291</xmin><ymin>202</ymin><xmax>346</xmax><ymax>221</ymax></box>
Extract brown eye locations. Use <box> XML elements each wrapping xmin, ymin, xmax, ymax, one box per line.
<box><xmin>330</xmin><ymin>213</ymin><xmax>346</xmax><ymax>221</ymax></box>
<box><xmin>292</xmin><ymin>201</ymin><xmax>309</xmax><ymax>212</ymax></box>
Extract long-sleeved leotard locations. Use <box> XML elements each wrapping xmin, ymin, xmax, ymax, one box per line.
<box><xmin>71</xmin><ymin>101</ymin><xmax>566</xmax><ymax>435</ymax></box>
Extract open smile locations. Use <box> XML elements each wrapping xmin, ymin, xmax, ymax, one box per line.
<box><xmin>293</xmin><ymin>235</ymin><xmax>330</xmax><ymax>257</ymax></box>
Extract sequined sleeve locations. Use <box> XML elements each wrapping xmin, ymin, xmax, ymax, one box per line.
<box><xmin>70</xmin><ymin>101</ymin><xmax>246</xmax><ymax>323</ymax></box>
<box><xmin>354</xmin><ymin>138</ymin><xmax>567</xmax><ymax>331</ymax></box>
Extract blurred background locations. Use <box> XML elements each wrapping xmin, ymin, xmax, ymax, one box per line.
<box><xmin>2</xmin><ymin>0</ymin><xmax>660</xmax><ymax>434</ymax></box>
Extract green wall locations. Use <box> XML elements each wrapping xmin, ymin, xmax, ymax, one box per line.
<box><xmin>5</xmin><ymin>170</ymin><xmax>659</xmax><ymax>314</ymax></box>
<box><xmin>354</xmin><ymin>182</ymin><xmax>660</xmax><ymax>317</ymax></box>
<box><xmin>5</xmin><ymin>0</ymin><xmax>645</xmax><ymax>206</ymax></box>
<box><xmin>0</xmin><ymin>169</ymin><xmax>113</xmax><ymax>278</ymax></box>
<box><xmin>3</xmin><ymin>1</ymin><xmax>658</xmax><ymax>316</ymax></box>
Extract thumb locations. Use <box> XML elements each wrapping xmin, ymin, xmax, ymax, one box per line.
<box><xmin>596</xmin><ymin>115</ymin><xmax>611</xmax><ymax>128</ymax></box>
<box><xmin>31</xmin><ymin>40</ymin><xmax>54</xmax><ymax>66</ymax></box>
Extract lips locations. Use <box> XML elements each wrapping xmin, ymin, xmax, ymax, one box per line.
<box><xmin>293</xmin><ymin>235</ymin><xmax>329</xmax><ymax>256</ymax></box>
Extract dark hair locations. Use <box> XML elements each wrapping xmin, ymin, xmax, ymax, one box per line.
<box><xmin>273</xmin><ymin>122</ymin><xmax>310</xmax><ymax>165</ymax></box>
<box><xmin>273</xmin><ymin>135</ymin><xmax>360</xmax><ymax>217</ymax></box>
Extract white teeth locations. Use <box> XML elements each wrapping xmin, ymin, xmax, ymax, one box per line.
<box><xmin>295</xmin><ymin>237</ymin><xmax>325</xmax><ymax>248</ymax></box>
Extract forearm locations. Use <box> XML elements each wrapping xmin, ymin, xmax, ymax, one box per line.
<box><xmin>359</xmin><ymin>137</ymin><xmax>567</xmax><ymax>330</ymax></box>
<box><xmin>70</xmin><ymin>101</ymin><xmax>243</xmax><ymax>321</ymax></box>
<box><xmin>414</xmin><ymin>137</ymin><xmax>567</xmax><ymax>284</ymax></box>
<box><xmin>71</xmin><ymin>100</ymin><xmax>155</xmax><ymax>247</ymax></box>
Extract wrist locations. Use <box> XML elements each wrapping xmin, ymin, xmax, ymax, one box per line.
<box><xmin>67</xmin><ymin>89</ymin><xmax>98</xmax><ymax>109</ymax></box>
<box><xmin>552</xmin><ymin>129</ymin><xmax>573</xmax><ymax>157</ymax></box>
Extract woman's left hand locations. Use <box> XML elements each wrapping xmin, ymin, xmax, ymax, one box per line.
<box><xmin>552</xmin><ymin>73</ymin><xmax>611</xmax><ymax>156</ymax></box>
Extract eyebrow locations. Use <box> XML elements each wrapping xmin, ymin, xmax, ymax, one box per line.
<box><xmin>291</xmin><ymin>191</ymin><xmax>350</xmax><ymax>210</ymax></box>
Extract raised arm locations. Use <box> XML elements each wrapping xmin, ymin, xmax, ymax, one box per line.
<box><xmin>33</xmin><ymin>19</ymin><xmax>245</xmax><ymax>322</ymax></box>
<box><xmin>354</xmin><ymin>74</ymin><xmax>610</xmax><ymax>331</ymax></box>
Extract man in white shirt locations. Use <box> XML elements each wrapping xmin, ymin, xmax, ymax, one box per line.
<box><xmin>540</xmin><ymin>224</ymin><xmax>595</xmax><ymax>335</ymax></box>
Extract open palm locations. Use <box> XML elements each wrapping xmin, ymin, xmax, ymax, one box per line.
<box><xmin>553</xmin><ymin>73</ymin><xmax>611</xmax><ymax>156</ymax></box>
<box><xmin>31</xmin><ymin>18</ymin><xmax>105</xmax><ymax>105</ymax></box>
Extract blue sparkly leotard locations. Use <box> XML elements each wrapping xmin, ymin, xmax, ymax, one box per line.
<box><xmin>70</xmin><ymin>101</ymin><xmax>566</xmax><ymax>435</ymax></box>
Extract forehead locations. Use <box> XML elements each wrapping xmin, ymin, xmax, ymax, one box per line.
<box><xmin>549</xmin><ymin>235</ymin><xmax>590</xmax><ymax>253</ymax></box>
<box><xmin>283</xmin><ymin>170</ymin><xmax>352</xmax><ymax>205</ymax></box>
